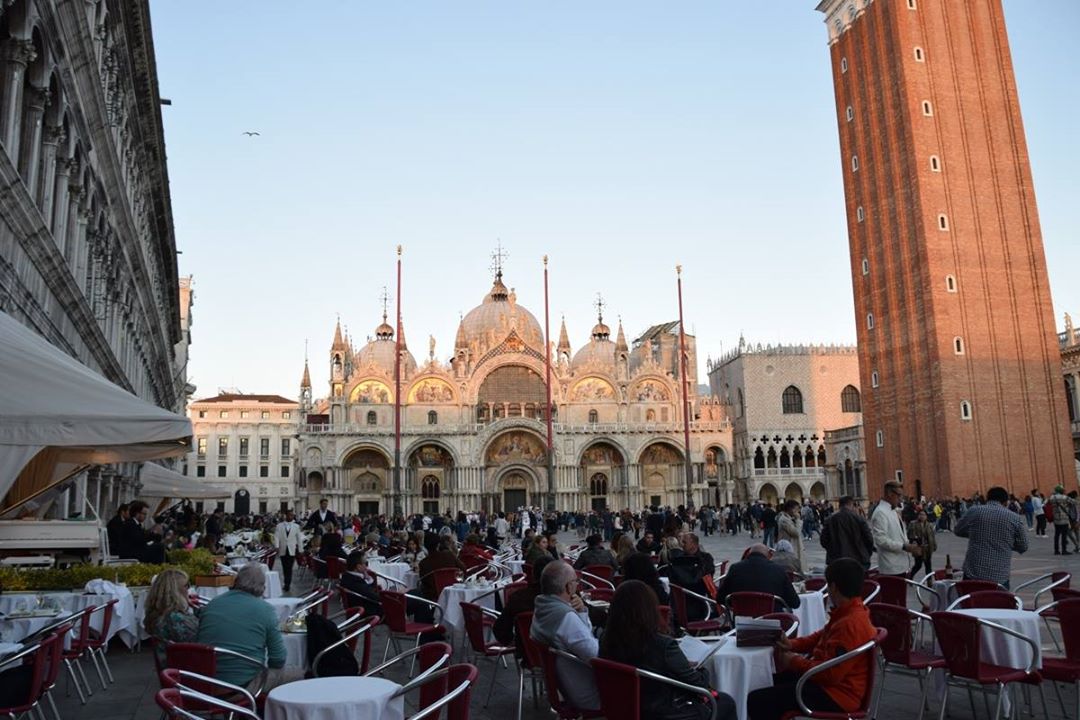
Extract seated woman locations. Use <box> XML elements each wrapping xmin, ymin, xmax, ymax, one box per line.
<box><xmin>614</xmin><ymin>534</ymin><xmax>636</xmax><ymax>571</ymax></box>
<box><xmin>622</xmin><ymin>551</ymin><xmax>670</xmax><ymax>604</ymax></box>
<box><xmin>525</xmin><ymin>534</ymin><xmax>552</xmax><ymax>565</ymax></box>
<box><xmin>402</xmin><ymin>536</ymin><xmax>427</xmax><ymax>569</ymax></box>
<box><xmin>144</xmin><ymin>568</ymin><xmax>199</xmax><ymax>666</ymax></box>
<box><xmin>601</xmin><ymin>580</ymin><xmax>736</xmax><ymax>720</ymax></box>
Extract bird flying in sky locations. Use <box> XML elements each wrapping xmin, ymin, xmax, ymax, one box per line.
<box><xmin>242</xmin><ymin>131</ymin><xmax>260</xmax><ymax>136</ymax></box>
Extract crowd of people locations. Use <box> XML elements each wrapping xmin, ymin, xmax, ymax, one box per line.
<box><xmin>130</xmin><ymin>481</ymin><xmax>1079</xmax><ymax>720</ymax></box>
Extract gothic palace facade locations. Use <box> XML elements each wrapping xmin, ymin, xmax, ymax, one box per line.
<box><xmin>295</xmin><ymin>268</ymin><xmax>732</xmax><ymax>516</ymax></box>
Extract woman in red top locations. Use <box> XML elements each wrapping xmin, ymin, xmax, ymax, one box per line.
<box><xmin>748</xmin><ymin>558</ymin><xmax>877</xmax><ymax>720</ymax></box>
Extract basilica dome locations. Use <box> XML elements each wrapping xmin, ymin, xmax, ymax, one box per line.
<box><xmin>571</xmin><ymin>319</ymin><xmax>615</xmax><ymax>370</ymax></box>
<box><xmin>354</xmin><ymin>318</ymin><xmax>417</xmax><ymax>375</ymax></box>
<box><xmin>456</xmin><ymin>272</ymin><xmax>544</xmax><ymax>351</ymax></box>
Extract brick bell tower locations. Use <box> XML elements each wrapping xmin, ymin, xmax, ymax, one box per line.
<box><xmin>815</xmin><ymin>0</ymin><xmax>1073</xmax><ymax>498</ymax></box>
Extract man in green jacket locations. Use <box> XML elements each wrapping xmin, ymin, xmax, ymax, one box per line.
<box><xmin>196</xmin><ymin>563</ymin><xmax>293</xmax><ymax>690</ymax></box>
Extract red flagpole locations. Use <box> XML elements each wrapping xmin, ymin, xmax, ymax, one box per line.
<box><xmin>677</xmin><ymin>264</ymin><xmax>694</xmax><ymax>508</ymax></box>
<box><xmin>543</xmin><ymin>256</ymin><xmax>555</xmax><ymax>513</ymax></box>
<box><xmin>393</xmin><ymin>245</ymin><xmax>403</xmax><ymax>518</ymax></box>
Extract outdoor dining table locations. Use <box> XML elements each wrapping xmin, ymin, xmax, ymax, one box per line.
<box><xmin>0</xmin><ymin>642</ymin><xmax>23</xmax><ymax>659</ymax></box>
<box><xmin>282</xmin><ymin>628</ymin><xmax>308</xmax><ymax>671</ymax></box>
<box><xmin>793</xmin><ymin>591</ymin><xmax>828</xmax><ymax>636</ymax></box>
<box><xmin>437</xmin><ymin>583</ymin><xmax>496</xmax><ymax>640</ymax></box>
<box><xmin>0</xmin><ymin>610</ymin><xmax>74</xmax><ymax>644</ymax></box>
<box><xmin>266</xmin><ymin>597</ymin><xmax>304</xmax><ymax>625</ymax></box>
<box><xmin>678</xmin><ymin>635</ymin><xmax>775</xmax><ymax>720</ymax></box>
<box><xmin>367</xmin><ymin>560</ymin><xmax>414</xmax><ymax>589</ymax></box>
<box><xmin>263</xmin><ymin>676</ymin><xmax>404</xmax><ymax>720</ymax></box>
<box><xmin>0</xmin><ymin>590</ymin><xmax>138</xmax><ymax>646</ymax></box>
<box><xmin>197</xmin><ymin>570</ymin><xmax>283</xmax><ymax>599</ymax></box>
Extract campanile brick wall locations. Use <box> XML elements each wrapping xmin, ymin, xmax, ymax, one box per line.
<box><xmin>817</xmin><ymin>0</ymin><xmax>1073</xmax><ymax>498</ymax></box>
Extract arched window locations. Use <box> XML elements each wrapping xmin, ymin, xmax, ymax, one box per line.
<box><xmin>867</xmin><ymin>313</ymin><xmax>875</xmax><ymax>330</ymax></box>
<box><xmin>960</xmin><ymin>401</ymin><xmax>972</xmax><ymax>421</ymax></box>
<box><xmin>851</xmin><ymin>155</ymin><xmax>859</xmax><ymax>171</ymax></box>
<box><xmin>588</xmin><ymin>409</ymin><xmax>599</xmax><ymax>424</ymax></box>
<box><xmin>421</xmin><ymin>475</ymin><xmax>440</xmax><ymax>499</ymax></box>
<box><xmin>871</xmin><ymin>370</ymin><xmax>880</xmax><ymax>388</ymax></box>
<box><xmin>646</xmin><ymin>409</ymin><xmax>656</xmax><ymax>422</ymax></box>
<box><xmin>1065</xmin><ymin>376</ymin><xmax>1077</xmax><ymax>423</ymax></box>
<box><xmin>782</xmin><ymin>386</ymin><xmax>804</xmax><ymax>414</ymax></box>
<box><xmin>875</xmin><ymin>430</ymin><xmax>884</xmax><ymax>447</ymax></box>
<box><xmin>366</xmin><ymin>410</ymin><xmax>377</xmax><ymax>425</ymax></box>
<box><xmin>856</xmin><ymin>206</ymin><xmax>864</xmax><ymax>221</ymax></box>
<box><xmin>841</xmin><ymin>385</ymin><xmax>862</xmax><ymax>412</ymax></box>
<box><xmin>737</xmin><ymin>389</ymin><xmax>745</xmax><ymax>418</ymax></box>
<box><xmin>846</xmin><ymin>106</ymin><xmax>854</xmax><ymax>121</ymax></box>
<box><xmin>817</xmin><ymin>445</ymin><xmax>827</xmax><ymax>467</ymax></box>
<box><xmin>753</xmin><ymin>447</ymin><xmax>765</xmax><ymax>470</ymax></box>
<box><xmin>914</xmin><ymin>47</ymin><xmax>924</xmax><ymax>62</ymax></box>
<box><xmin>792</xmin><ymin>446</ymin><xmax>804</xmax><ymax>468</ymax></box>
<box><xmin>779</xmin><ymin>446</ymin><xmax>791</xmax><ymax>469</ymax></box>
<box><xmin>946</xmin><ymin>275</ymin><xmax>957</xmax><ymax>292</ymax></box>
<box><xmin>589</xmin><ymin>473</ymin><xmax>608</xmax><ymax>496</ymax></box>
<box><xmin>766</xmin><ymin>447</ymin><xmax>778</xmax><ymax>469</ymax></box>
<box><xmin>922</xmin><ymin>100</ymin><xmax>933</xmax><ymax>116</ymax></box>
<box><xmin>930</xmin><ymin>155</ymin><xmax>940</xmax><ymax>171</ymax></box>
<box><xmin>840</xmin><ymin>57</ymin><xmax>848</xmax><ymax>73</ymax></box>
<box><xmin>805</xmin><ymin>445</ymin><xmax>816</xmax><ymax>468</ymax></box>
<box><xmin>954</xmin><ymin>337</ymin><xmax>964</xmax><ymax>355</ymax></box>
<box><xmin>428</xmin><ymin>410</ymin><xmax>438</xmax><ymax>425</ymax></box>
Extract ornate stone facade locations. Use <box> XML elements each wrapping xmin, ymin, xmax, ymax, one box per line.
<box><xmin>708</xmin><ymin>341</ymin><xmax>862</xmax><ymax>504</ymax></box>
<box><xmin>0</xmin><ymin>1</ymin><xmax>184</xmax><ymax>517</ymax></box>
<box><xmin>1060</xmin><ymin>314</ymin><xmax>1080</xmax><ymax>479</ymax></box>
<box><xmin>296</xmin><ymin>266</ymin><xmax>733</xmax><ymax>516</ymax></box>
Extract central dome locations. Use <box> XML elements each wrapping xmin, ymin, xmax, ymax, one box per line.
<box><xmin>456</xmin><ymin>272</ymin><xmax>544</xmax><ymax>351</ymax></box>
<box><xmin>354</xmin><ymin>318</ymin><xmax>417</xmax><ymax>375</ymax></box>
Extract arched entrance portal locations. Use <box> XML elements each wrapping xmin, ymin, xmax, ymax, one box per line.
<box><xmin>343</xmin><ymin>447</ymin><xmax>390</xmax><ymax>516</ymax></box>
<box><xmin>759</xmin><ymin>483</ymin><xmax>778</xmax><ymax>505</ymax></box>
<box><xmin>500</xmin><ymin>471</ymin><xmax>532</xmax><ymax>513</ymax></box>
<box><xmin>785</xmin><ymin>483</ymin><xmax>804</xmax><ymax>502</ymax></box>
<box><xmin>234</xmin><ymin>489</ymin><xmax>250</xmax><ymax>515</ymax></box>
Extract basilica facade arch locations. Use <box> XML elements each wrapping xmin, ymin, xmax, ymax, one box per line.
<box><xmin>295</xmin><ymin>265</ymin><xmax>734</xmax><ymax>515</ymax></box>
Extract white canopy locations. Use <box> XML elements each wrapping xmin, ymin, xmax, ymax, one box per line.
<box><xmin>137</xmin><ymin>462</ymin><xmax>231</xmax><ymax>500</ymax></box>
<box><xmin>0</xmin><ymin>311</ymin><xmax>192</xmax><ymax>506</ymax></box>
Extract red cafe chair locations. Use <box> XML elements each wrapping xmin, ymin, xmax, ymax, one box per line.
<box><xmin>1041</xmin><ymin>598</ymin><xmax>1080</xmax><ymax>720</ymax></box>
<box><xmin>591</xmin><ymin>656</ymin><xmax>718</xmax><ymax>720</ymax></box>
<box><xmin>533</xmin><ymin>641</ymin><xmax>603</xmax><ymax>720</ymax></box>
<box><xmin>156</xmin><ymin>687</ymin><xmax>259</xmax><ymax>720</ymax></box>
<box><xmin>670</xmin><ymin>584</ymin><xmax>726</xmax><ymax>636</ymax></box>
<box><xmin>946</xmin><ymin>590</ymin><xmax>1022</xmax><ymax>611</ymax></box>
<box><xmin>460</xmin><ymin>602</ymin><xmax>515</xmax><ymax>707</ymax></box>
<box><xmin>779</xmin><ymin>628</ymin><xmax>887</xmax><ymax>720</ymax></box>
<box><xmin>390</xmin><ymin>663</ymin><xmax>479</xmax><ymax>720</ymax></box>
<box><xmin>868</xmin><ymin>603</ymin><xmax>945</xmax><ymax>720</ymax></box>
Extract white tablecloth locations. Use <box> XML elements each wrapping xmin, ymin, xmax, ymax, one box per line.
<box><xmin>264</xmin><ymin>676</ymin><xmax>404</xmax><ymax>720</ymax></box>
<box><xmin>508</xmin><ymin>560</ymin><xmax>525</xmax><ymax>574</ymax></box>
<box><xmin>679</xmin><ymin>636</ymin><xmax>774</xmax><ymax>720</ymax></box>
<box><xmin>282</xmin><ymin>630</ymin><xmax>307</xmax><ymax>670</ymax></box>
<box><xmin>197</xmin><ymin>570</ymin><xmax>283</xmax><ymax>599</ymax></box>
<box><xmin>266</xmin><ymin>597</ymin><xmax>304</xmax><ymax>625</ymax></box>
<box><xmin>928</xmin><ymin>580</ymin><xmax>958</xmax><ymax>611</ymax></box>
<box><xmin>0</xmin><ymin>591</ymin><xmax>138</xmax><ymax>646</ymax></box>
<box><xmin>437</xmin><ymin>584</ymin><xmax>495</xmax><ymax>636</ymax></box>
<box><xmin>368</xmin><ymin>561</ymin><xmax>414</xmax><ymax>589</ymax></box>
<box><xmin>794</xmin><ymin>592</ymin><xmax>828</xmax><ymax>637</ymax></box>
<box><xmin>0</xmin><ymin>642</ymin><xmax>23</xmax><ymax>659</ymax></box>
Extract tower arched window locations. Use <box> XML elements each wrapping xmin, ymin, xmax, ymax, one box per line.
<box><xmin>782</xmin><ymin>386</ymin><xmax>804</xmax><ymax>414</ymax></box>
<box><xmin>875</xmin><ymin>430</ymin><xmax>884</xmax><ymax>447</ymax></box>
<box><xmin>871</xmin><ymin>370</ymin><xmax>880</xmax><ymax>388</ymax></box>
<box><xmin>846</xmin><ymin>106</ymin><xmax>854</xmax><ymax>122</ymax></box>
<box><xmin>841</xmin><ymin>384</ymin><xmax>862</xmax><ymax>412</ymax></box>
<box><xmin>922</xmin><ymin>100</ymin><xmax>933</xmax><ymax>116</ymax></box>
<box><xmin>851</xmin><ymin>155</ymin><xmax>859</xmax><ymax>171</ymax></box>
<box><xmin>930</xmin><ymin>155</ymin><xmax>940</xmax><ymax>171</ymax></box>
<box><xmin>840</xmin><ymin>57</ymin><xmax>848</xmax><ymax>73</ymax></box>
<box><xmin>588</xmin><ymin>409</ymin><xmax>599</xmax><ymax>424</ymax></box>
<box><xmin>946</xmin><ymin>275</ymin><xmax>957</xmax><ymax>292</ymax></box>
<box><xmin>428</xmin><ymin>410</ymin><xmax>438</xmax><ymax>425</ymax></box>
<box><xmin>366</xmin><ymin>410</ymin><xmax>377</xmax><ymax>425</ymax></box>
<box><xmin>914</xmin><ymin>47</ymin><xmax>925</xmax><ymax>62</ymax></box>
<box><xmin>867</xmin><ymin>313</ymin><xmax>875</xmax><ymax>330</ymax></box>
<box><xmin>953</xmin><ymin>337</ymin><xmax>965</xmax><ymax>355</ymax></box>
<box><xmin>960</xmin><ymin>401</ymin><xmax>973</xmax><ymax>421</ymax></box>
<box><xmin>857</xmin><ymin>206</ymin><xmax>865</xmax><ymax>222</ymax></box>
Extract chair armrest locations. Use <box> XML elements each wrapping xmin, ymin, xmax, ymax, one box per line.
<box><xmin>404</xmin><ymin>593</ymin><xmax>445</xmax><ymax>624</ymax></box>
<box><xmin>772</xmin><ymin>595</ymin><xmax>793</xmax><ymax>613</ymax></box>
<box><xmin>679</xmin><ymin>585</ymin><xmax>721</xmax><ymax>621</ymax></box>
<box><xmin>395</xmin><ymin>668</ymin><xmax>474</xmax><ymax>720</ymax></box>
<box><xmin>0</xmin><ymin>642</ymin><xmax>40</xmax><ymax>671</ymax></box>
<box><xmin>794</xmin><ymin>637</ymin><xmax>878</xmax><ymax>716</ymax></box>
<box><xmin>213</xmin><ymin>646</ymin><xmax>267</xmax><ymax>669</ymax></box>
<box><xmin>175</xmin><ymin>670</ymin><xmax>257</xmax><ymax>710</ymax></box>
<box><xmin>1030</xmin><ymin>575</ymin><xmax>1070</xmax><ymax>609</ymax></box>
<box><xmin>364</xmin><ymin>644</ymin><xmax>449</xmax><ymax>679</ymax></box>
<box><xmin>636</xmin><ymin>667</ymin><xmax>717</xmax><ymax>720</ymax></box>
<box><xmin>312</xmin><ymin>622</ymin><xmax>376</xmax><ymax>677</ymax></box>
<box><xmin>977</xmin><ymin>619</ymin><xmax>1038</xmax><ymax>674</ymax></box>
<box><xmin>945</xmin><ymin>594</ymin><xmax>970</xmax><ymax>611</ymax></box>
<box><xmin>370</xmin><ymin>570</ymin><xmax>408</xmax><ymax>589</ymax></box>
<box><xmin>177</xmin><ymin>687</ymin><xmax>260</xmax><ymax>720</ymax></box>
<box><xmin>578</xmin><ymin>571</ymin><xmax>615</xmax><ymax>590</ymax></box>
<box><xmin>913</xmin><ymin>580</ymin><xmax>943</xmax><ymax>610</ymax></box>
<box><xmin>1035</xmin><ymin>600</ymin><xmax>1061</xmax><ymax>617</ymax></box>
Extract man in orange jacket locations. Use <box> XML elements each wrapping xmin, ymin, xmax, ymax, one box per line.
<box><xmin>747</xmin><ymin>558</ymin><xmax>877</xmax><ymax>720</ymax></box>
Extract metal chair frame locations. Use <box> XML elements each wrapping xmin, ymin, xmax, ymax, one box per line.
<box><xmin>589</xmin><ymin>655</ymin><xmax>718</xmax><ymax>720</ymax></box>
<box><xmin>391</xmin><ymin>664</ymin><xmax>478</xmax><ymax>720</ymax></box>
<box><xmin>789</xmin><ymin>632</ymin><xmax>883</xmax><ymax>719</ymax></box>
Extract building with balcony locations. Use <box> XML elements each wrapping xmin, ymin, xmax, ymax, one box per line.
<box><xmin>708</xmin><ymin>340</ymin><xmax>862</xmax><ymax>504</ymax></box>
<box><xmin>296</xmin><ymin>261</ymin><xmax>733</xmax><ymax>517</ymax></box>
<box><xmin>184</xmin><ymin>394</ymin><xmax>299</xmax><ymax>514</ymax></box>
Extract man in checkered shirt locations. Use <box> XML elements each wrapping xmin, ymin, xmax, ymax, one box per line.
<box><xmin>954</xmin><ymin>486</ymin><xmax>1028</xmax><ymax>588</ymax></box>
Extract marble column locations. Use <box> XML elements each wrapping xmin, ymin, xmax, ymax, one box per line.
<box><xmin>39</xmin><ymin>124</ymin><xmax>62</xmax><ymax>220</ymax></box>
<box><xmin>0</xmin><ymin>39</ymin><xmax>35</xmax><ymax>157</ymax></box>
<box><xmin>18</xmin><ymin>84</ymin><xmax>48</xmax><ymax>190</ymax></box>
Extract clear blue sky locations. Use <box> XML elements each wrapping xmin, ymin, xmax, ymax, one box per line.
<box><xmin>149</xmin><ymin>1</ymin><xmax>1080</xmax><ymax>400</ymax></box>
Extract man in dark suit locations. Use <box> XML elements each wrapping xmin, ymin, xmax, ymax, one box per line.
<box><xmin>106</xmin><ymin>504</ymin><xmax>128</xmax><ymax>555</ymax></box>
<box><xmin>340</xmin><ymin>551</ymin><xmax>382</xmax><ymax>616</ymax></box>
<box><xmin>118</xmin><ymin>501</ymin><xmax>165</xmax><ymax>564</ymax></box>
<box><xmin>716</xmin><ymin>543</ymin><xmax>801</xmax><ymax>611</ymax></box>
<box><xmin>819</xmin><ymin>495</ymin><xmax>875</xmax><ymax>569</ymax></box>
<box><xmin>305</xmin><ymin>498</ymin><xmax>338</xmax><ymax>534</ymax></box>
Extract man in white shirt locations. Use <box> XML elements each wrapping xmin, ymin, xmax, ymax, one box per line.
<box><xmin>530</xmin><ymin>560</ymin><xmax>599</xmax><ymax>711</ymax></box>
<box><xmin>273</xmin><ymin>510</ymin><xmax>302</xmax><ymax>592</ymax></box>
<box><xmin>870</xmin><ymin>482</ymin><xmax>921</xmax><ymax>576</ymax></box>
<box><xmin>494</xmin><ymin>513</ymin><xmax>509</xmax><ymax>546</ymax></box>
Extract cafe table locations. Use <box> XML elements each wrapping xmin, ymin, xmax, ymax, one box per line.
<box><xmin>263</xmin><ymin>675</ymin><xmax>404</xmax><ymax>720</ymax></box>
<box><xmin>679</xmin><ymin>635</ymin><xmax>775</xmax><ymax>720</ymax></box>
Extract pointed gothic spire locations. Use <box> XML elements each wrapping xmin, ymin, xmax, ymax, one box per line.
<box><xmin>455</xmin><ymin>312</ymin><xmax>467</xmax><ymax>349</ymax></box>
<box><xmin>301</xmin><ymin>358</ymin><xmax>311</xmax><ymax>388</ymax></box>
<box><xmin>557</xmin><ymin>316</ymin><xmax>571</xmax><ymax>353</ymax></box>
<box><xmin>331</xmin><ymin>316</ymin><xmax>347</xmax><ymax>351</ymax></box>
<box><xmin>615</xmin><ymin>317</ymin><xmax>628</xmax><ymax>353</ymax></box>
<box><xmin>397</xmin><ymin>317</ymin><xmax>408</xmax><ymax>349</ymax></box>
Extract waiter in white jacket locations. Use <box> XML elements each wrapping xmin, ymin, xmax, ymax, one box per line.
<box><xmin>870</xmin><ymin>482</ymin><xmax>921</xmax><ymax>576</ymax></box>
<box><xmin>274</xmin><ymin>510</ymin><xmax>302</xmax><ymax>592</ymax></box>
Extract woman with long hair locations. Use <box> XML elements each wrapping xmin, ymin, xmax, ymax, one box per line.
<box><xmin>601</xmin><ymin>580</ymin><xmax>735</xmax><ymax>720</ymax></box>
<box><xmin>143</xmin><ymin>568</ymin><xmax>198</xmax><ymax>664</ymax></box>
<box><xmin>614</xmin><ymin>534</ymin><xmax>636</xmax><ymax>570</ymax></box>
